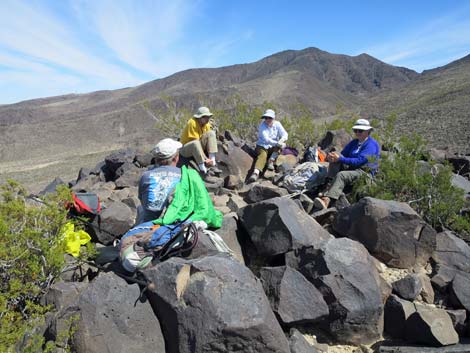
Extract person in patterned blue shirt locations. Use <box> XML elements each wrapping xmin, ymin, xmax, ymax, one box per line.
<box><xmin>138</xmin><ymin>139</ymin><xmax>183</xmax><ymax>223</ymax></box>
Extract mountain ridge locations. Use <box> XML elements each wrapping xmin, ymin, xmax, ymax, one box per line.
<box><xmin>0</xmin><ymin>46</ymin><xmax>468</xmax><ymax>190</ymax></box>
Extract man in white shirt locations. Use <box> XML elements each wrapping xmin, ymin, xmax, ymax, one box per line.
<box><xmin>248</xmin><ymin>109</ymin><xmax>288</xmax><ymax>183</ymax></box>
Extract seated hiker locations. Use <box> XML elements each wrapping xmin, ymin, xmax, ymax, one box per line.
<box><xmin>138</xmin><ymin>138</ymin><xmax>182</xmax><ymax>223</ymax></box>
<box><xmin>179</xmin><ymin>106</ymin><xmax>219</xmax><ymax>175</ymax></box>
<box><xmin>248</xmin><ymin>109</ymin><xmax>288</xmax><ymax>183</ymax></box>
<box><xmin>314</xmin><ymin>118</ymin><xmax>380</xmax><ymax>209</ymax></box>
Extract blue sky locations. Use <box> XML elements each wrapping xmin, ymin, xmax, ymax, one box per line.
<box><xmin>0</xmin><ymin>0</ymin><xmax>469</xmax><ymax>104</ymax></box>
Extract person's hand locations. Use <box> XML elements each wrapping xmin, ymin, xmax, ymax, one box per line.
<box><xmin>204</xmin><ymin>158</ymin><xmax>215</xmax><ymax>167</ymax></box>
<box><xmin>327</xmin><ymin>152</ymin><xmax>340</xmax><ymax>163</ymax></box>
<box><xmin>277</xmin><ymin>142</ymin><xmax>286</xmax><ymax>149</ymax></box>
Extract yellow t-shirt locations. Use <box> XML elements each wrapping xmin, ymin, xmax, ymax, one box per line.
<box><xmin>180</xmin><ymin>118</ymin><xmax>211</xmax><ymax>145</ymax></box>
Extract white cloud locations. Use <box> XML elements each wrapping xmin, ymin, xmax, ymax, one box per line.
<box><xmin>0</xmin><ymin>1</ymin><xmax>143</xmax><ymax>83</ymax></box>
<box><xmin>71</xmin><ymin>0</ymin><xmax>197</xmax><ymax>77</ymax></box>
<box><xmin>361</xmin><ymin>6</ymin><xmax>470</xmax><ymax>71</ymax></box>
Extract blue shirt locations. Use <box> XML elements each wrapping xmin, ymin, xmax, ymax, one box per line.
<box><xmin>256</xmin><ymin>120</ymin><xmax>288</xmax><ymax>149</ymax></box>
<box><xmin>339</xmin><ymin>137</ymin><xmax>380</xmax><ymax>174</ymax></box>
<box><xmin>138</xmin><ymin>165</ymin><xmax>181</xmax><ymax>222</ymax></box>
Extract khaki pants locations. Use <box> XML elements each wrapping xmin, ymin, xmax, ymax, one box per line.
<box><xmin>324</xmin><ymin>161</ymin><xmax>367</xmax><ymax>200</ymax></box>
<box><xmin>179</xmin><ymin>130</ymin><xmax>218</xmax><ymax>164</ymax></box>
<box><xmin>254</xmin><ymin>145</ymin><xmax>281</xmax><ymax>171</ymax></box>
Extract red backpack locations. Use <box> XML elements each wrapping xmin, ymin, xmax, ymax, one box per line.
<box><xmin>71</xmin><ymin>192</ymin><xmax>101</xmax><ymax>216</ymax></box>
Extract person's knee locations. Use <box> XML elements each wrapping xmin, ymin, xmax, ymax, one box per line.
<box><xmin>207</xmin><ymin>130</ymin><xmax>216</xmax><ymax>138</ymax></box>
<box><xmin>337</xmin><ymin>171</ymin><xmax>349</xmax><ymax>181</ymax></box>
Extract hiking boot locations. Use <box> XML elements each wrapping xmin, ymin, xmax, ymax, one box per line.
<box><xmin>267</xmin><ymin>159</ymin><xmax>275</xmax><ymax>171</ymax></box>
<box><xmin>314</xmin><ymin>196</ymin><xmax>330</xmax><ymax>210</ymax></box>
<box><xmin>248</xmin><ymin>172</ymin><xmax>259</xmax><ymax>183</ymax></box>
<box><xmin>208</xmin><ymin>166</ymin><xmax>222</xmax><ymax>177</ymax></box>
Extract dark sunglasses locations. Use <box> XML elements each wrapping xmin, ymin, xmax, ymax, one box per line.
<box><xmin>353</xmin><ymin>129</ymin><xmax>365</xmax><ymax>133</ymax></box>
<box><xmin>263</xmin><ymin>117</ymin><xmax>274</xmax><ymax>120</ymax></box>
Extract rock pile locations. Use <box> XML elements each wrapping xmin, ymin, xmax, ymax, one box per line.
<box><xmin>34</xmin><ymin>130</ymin><xmax>470</xmax><ymax>353</ymax></box>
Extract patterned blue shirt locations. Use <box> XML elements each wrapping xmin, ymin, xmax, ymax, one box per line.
<box><xmin>138</xmin><ymin>165</ymin><xmax>181</xmax><ymax>222</ymax></box>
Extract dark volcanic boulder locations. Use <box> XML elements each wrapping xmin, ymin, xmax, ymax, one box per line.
<box><xmin>89</xmin><ymin>201</ymin><xmax>135</xmax><ymax>245</ymax></box>
<box><xmin>449</xmin><ymin>271</ymin><xmax>470</xmax><ymax>311</ymax></box>
<box><xmin>238</xmin><ymin>197</ymin><xmax>333</xmax><ymax>259</ymax></box>
<box><xmin>432</xmin><ymin>230</ymin><xmax>470</xmax><ymax>272</ymax></box>
<box><xmin>39</xmin><ymin>177</ymin><xmax>65</xmax><ymax>195</ymax></box>
<box><xmin>286</xmin><ymin>238</ymin><xmax>384</xmax><ymax>345</ymax></box>
<box><xmin>289</xmin><ymin>329</ymin><xmax>319</xmax><ymax>353</ymax></box>
<box><xmin>431</xmin><ymin>264</ymin><xmax>461</xmax><ymax>291</ymax></box>
<box><xmin>104</xmin><ymin>149</ymin><xmax>136</xmax><ymax>181</ymax></box>
<box><xmin>259</xmin><ymin>266</ymin><xmax>329</xmax><ymax>325</ymax></box>
<box><xmin>43</xmin><ymin>282</ymin><xmax>89</xmax><ymax>346</ymax></box>
<box><xmin>216</xmin><ymin>141</ymin><xmax>253</xmax><ymax>180</ymax></box>
<box><xmin>405</xmin><ymin>305</ymin><xmax>459</xmax><ymax>346</ymax></box>
<box><xmin>448</xmin><ymin>155</ymin><xmax>470</xmax><ymax>176</ymax></box>
<box><xmin>216</xmin><ymin>213</ymin><xmax>245</xmax><ymax>264</ymax></box>
<box><xmin>417</xmin><ymin>272</ymin><xmax>435</xmax><ymax>304</ymax></box>
<box><xmin>384</xmin><ymin>294</ymin><xmax>416</xmax><ymax>338</ymax></box>
<box><xmin>144</xmin><ymin>255</ymin><xmax>290</xmax><ymax>353</ymax></box>
<box><xmin>73</xmin><ymin>272</ymin><xmax>165</xmax><ymax>353</ymax></box>
<box><xmin>244</xmin><ymin>183</ymin><xmax>289</xmax><ymax>203</ymax></box>
<box><xmin>334</xmin><ymin>197</ymin><xmax>436</xmax><ymax>269</ymax></box>
<box><xmin>114</xmin><ymin>165</ymin><xmax>141</xmax><ymax>188</ymax></box>
<box><xmin>392</xmin><ymin>274</ymin><xmax>423</xmax><ymax>301</ymax></box>
<box><xmin>446</xmin><ymin>309</ymin><xmax>467</xmax><ymax>336</ymax></box>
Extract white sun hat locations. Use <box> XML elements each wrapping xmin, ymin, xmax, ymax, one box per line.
<box><xmin>352</xmin><ymin>118</ymin><xmax>373</xmax><ymax>131</ymax></box>
<box><xmin>152</xmin><ymin>138</ymin><xmax>182</xmax><ymax>159</ymax></box>
<box><xmin>261</xmin><ymin>109</ymin><xmax>276</xmax><ymax>119</ymax></box>
<box><xmin>193</xmin><ymin>106</ymin><xmax>213</xmax><ymax>119</ymax></box>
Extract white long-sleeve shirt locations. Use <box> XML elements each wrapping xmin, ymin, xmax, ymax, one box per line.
<box><xmin>256</xmin><ymin>120</ymin><xmax>288</xmax><ymax>149</ymax></box>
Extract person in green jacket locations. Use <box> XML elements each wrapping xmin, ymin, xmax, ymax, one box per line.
<box><xmin>154</xmin><ymin>165</ymin><xmax>223</xmax><ymax>229</ymax></box>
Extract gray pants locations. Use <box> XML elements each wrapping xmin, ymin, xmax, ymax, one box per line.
<box><xmin>324</xmin><ymin>162</ymin><xmax>367</xmax><ymax>200</ymax></box>
<box><xmin>179</xmin><ymin>130</ymin><xmax>218</xmax><ymax>164</ymax></box>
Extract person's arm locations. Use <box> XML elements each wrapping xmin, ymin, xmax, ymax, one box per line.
<box><xmin>258</xmin><ymin>123</ymin><xmax>278</xmax><ymax>146</ymax></box>
<box><xmin>181</xmin><ymin>119</ymin><xmax>201</xmax><ymax>143</ymax></box>
<box><xmin>277</xmin><ymin>122</ymin><xmax>288</xmax><ymax>145</ymax></box>
<box><xmin>339</xmin><ymin>140</ymin><xmax>375</xmax><ymax>168</ymax></box>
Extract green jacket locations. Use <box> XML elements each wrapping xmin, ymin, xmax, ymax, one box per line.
<box><xmin>153</xmin><ymin>166</ymin><xmax>223</xmax><ymax>228</ymax></box>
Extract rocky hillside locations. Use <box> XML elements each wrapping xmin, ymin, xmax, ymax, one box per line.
<box><xmin>1</xmin><ymin>47</ymin><xmax>469</xmax><ymax>192</ymax></box>
<box><xmin>0</xmin><ymin>47</ymin><xmax>415</xmax><ymax>164</ymax></box>
<box><xmin>363</xmin><ymin>54</ymin><xmax>470</xmax><ymax>154</ymax></box>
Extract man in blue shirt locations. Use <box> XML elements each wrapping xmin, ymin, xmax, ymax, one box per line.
<box><xmin>138</xmin><ymin>138</ymin><xmax>182</xmax><ymax>223</ymax></box>
<box><xmin>314</xmin><ymin>119</ymin><xmax>380</xmax><ymax>209</ymax></box>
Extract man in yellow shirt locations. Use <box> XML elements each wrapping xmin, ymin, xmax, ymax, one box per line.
<box><xmin>180</xmin><ymin>106</ymin><xmax>219</xmax><ymax>174</ymax></box>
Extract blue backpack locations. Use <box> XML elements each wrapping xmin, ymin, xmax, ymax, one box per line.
<box><xmin>119</xmin><ymin>220</ymin><xmax>199</xmax><ymax>272</ymax></box>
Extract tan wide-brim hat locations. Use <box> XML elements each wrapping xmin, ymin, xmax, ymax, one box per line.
<box><xmin>193</xmin><ymin>106</ymin><xmax>213</xmax><ymax>119</ymax></box>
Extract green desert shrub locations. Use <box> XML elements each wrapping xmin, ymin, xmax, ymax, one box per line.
<box><xmin>214</xmin><ymin>96</ymin><xmax>266</xmax><ymax>141</ymax></box>
<box><xmin>0</xmin><ymin>180</ymin><xmax>90</xmax><ymax>352</ymax></box>
<box><xmin>354</xmin><ymin>118</ymin><xmax>470</xmax><ymax>238</ymax></box>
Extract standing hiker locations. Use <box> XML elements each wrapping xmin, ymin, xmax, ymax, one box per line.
<box><xmin>179</xmin><ymin>106</ymin><xmax>219</xmax><ymax>175</ymax></box>
<box><xmin>314</xmin><ymin>118</ymin><xmax>380</xmax><ymax>209</ymax></box>
<box><xmin>248</xmin><ymin>109</ymin><xmax>288</xmax><ymax>183</ymax></box>
<box><xmin>138</xmin><ymin>138</ymin><xmax>182</xmax><ymax>223</ymax></box>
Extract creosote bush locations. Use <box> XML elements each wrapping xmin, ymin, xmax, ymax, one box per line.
<box><xmin>0</xmin><ymin>181</ymin><xmax>88</xmax><ymax>352</ymax></box>
<box><xmin>354</xmin><ymin>116</ymin><xmax>470</xmax><ymax>240</ymax></box>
